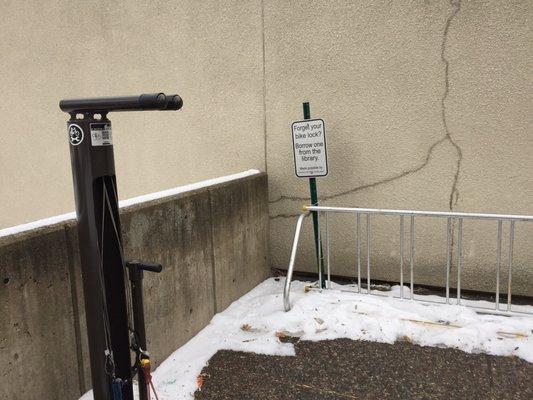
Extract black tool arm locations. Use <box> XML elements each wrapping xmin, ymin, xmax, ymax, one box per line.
<box><xmin>126</xmin><ymin>260</ymin><xmax>163</xmax><ymax>274</ymax></box>
<box><xmin>59</xmin><ymin>93</ymin><xmax>183</xmax><ymax>113</ymax></box>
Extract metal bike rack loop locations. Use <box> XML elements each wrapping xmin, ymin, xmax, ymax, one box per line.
<box><xmin>284</xmin><ymin>205</ymin><xmax>533</xmax><ymax>316</ymax></box>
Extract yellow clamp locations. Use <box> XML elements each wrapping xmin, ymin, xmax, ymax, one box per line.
<box><xmin>140</xmin><ymin>358</ymin><xmax>150</xmax><ymax>367</ymax></box>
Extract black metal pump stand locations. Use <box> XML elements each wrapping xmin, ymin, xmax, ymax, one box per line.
<box><xmin>60</xmin><ymin>93</ymin><xmax>182</xmax><ymax>400</ymax></box>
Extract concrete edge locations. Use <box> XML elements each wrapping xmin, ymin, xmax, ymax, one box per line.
<box><xmin>0</xmin><ymin>171</ymin><xmax>265</xmax><ymax>247</ymax></box>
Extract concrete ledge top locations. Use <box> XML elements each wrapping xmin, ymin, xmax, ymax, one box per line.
<box><xmin>0</xmin><ymin>169</ymin><xmax>264</xmax><ymax>246</ymax></box>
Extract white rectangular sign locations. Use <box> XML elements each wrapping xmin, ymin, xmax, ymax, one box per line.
<box><xmin>90</xmin><ymin>123</ymin><xmax>113</xmax><ymax>146</ymax></box>
<box><xmin>291</xmin><ymin>118</ymin><xmax>328</xmax><ymax>177</ymax></box>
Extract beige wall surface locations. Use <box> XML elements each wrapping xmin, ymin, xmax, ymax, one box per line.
<box><xmin>0</xmin><ymin>0</ymin><xmax>265</xmax><ymax>229</ymax></box>
<box><xmin>1</xmin><ymin>0</ymin><xmax>532</xmax><ymax>295</ymax></box>
<box><xmin>265</xmin><ymin>0</ymin><xmax>533</xmax><ymax>295</ymax></box>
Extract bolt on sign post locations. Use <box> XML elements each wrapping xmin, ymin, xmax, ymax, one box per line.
<box><xmin>291</xmin><ymin>102</ymin><xmax>328</xmax><ymax>288</ymax></box>
<box><xmin>60</xmin><ymin>93</ymin><xmax>182</xmax><ymax>400</ymax></box>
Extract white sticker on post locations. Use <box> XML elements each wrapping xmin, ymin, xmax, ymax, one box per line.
<box><xmin>291</xmin><ymin>119</ymin><xmax>328</xmax><ymax>177</ymax></box>
<box><xmin>90</xmin><ymin>123</ymin><xmax>113</xmax><ymax>146</ymax></box>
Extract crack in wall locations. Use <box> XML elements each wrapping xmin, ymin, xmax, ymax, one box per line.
<box><xmin>261</xmin><ymin>0</ymin><xmax>268</xmax><ymax>175</ymax></box>
<box><xmin>441</xmin><ymin>0</ymin><xmax>463</xmax><ymax>271</ymax></box>
<box><xmin>270</xmin><ymin>137</ymin><xmax>448</xmax><ymax>220</ymax></box>
<box><xmin>269</xmin><ymin>0</ymin><xmax>463</xmax><ymax>221</ymax></box>
<box><xmin>441</xmin><ymin>0</ymin><xmax>463</xmax><ymax>211</ymax></box>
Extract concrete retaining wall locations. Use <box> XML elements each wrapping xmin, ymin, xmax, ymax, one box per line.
<box><xmin>0</xmin><ymin>172</ymin><xmax>269</xmax><ymax>400</ymax></box>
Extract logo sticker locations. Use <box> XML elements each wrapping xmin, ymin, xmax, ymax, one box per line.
<box><xmin>68</xmin><ymin>124</ymin><xmax>84</xmax><ymax>146</ymax></box>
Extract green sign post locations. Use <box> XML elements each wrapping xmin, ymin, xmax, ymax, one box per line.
<box><xmin>291</xmin><ymin>102</ymin><xmax>327</xmax><ymax>288</ymax></box>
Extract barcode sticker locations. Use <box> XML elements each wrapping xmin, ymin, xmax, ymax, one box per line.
<box><xmin>90</xmin><ymin>123</ymin><xmax>113</xmax><ymax>146</ymax></box>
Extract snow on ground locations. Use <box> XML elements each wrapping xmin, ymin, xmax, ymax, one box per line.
<box><xmin>0</xmin><ymin>169</ymin><xmax>260</xmax><ymax>238</ymax></box>
<box><xmin>81</xmin><ymin>278</ymin><xmax>533</xmax><ymax>400</ymax></box>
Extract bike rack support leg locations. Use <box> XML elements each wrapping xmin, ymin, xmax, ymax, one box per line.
<box><xmin>284</xmin><ymin>213</ymin><xmax>310</xmax><ymax>311</ymax></box>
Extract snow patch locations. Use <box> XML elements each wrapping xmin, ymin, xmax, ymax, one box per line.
<box><xmin>80</xmin><ymin>278</ymin><xmax>533</xmax><ymax>400</ymax></box>
<box><xmin>0</xmin><ymin>211</ymin><xmax>77</xmax><ymax>238</ymax></box>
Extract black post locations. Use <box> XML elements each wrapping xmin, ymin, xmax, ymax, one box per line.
<box><xmin>60</xmin><ymin>93</ymin><xmax>182</xmax><ymax>400</ymax></box>
<box><xmin>126</xmin><ymin>261</ymin><xmax>162</xmax><ymax>400</ymax></box>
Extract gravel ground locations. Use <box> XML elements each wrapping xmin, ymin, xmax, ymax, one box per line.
<box><xmin>194</xmin><ymin>338</ymin><xmax>533</xmax><ymax>400</ymax></box>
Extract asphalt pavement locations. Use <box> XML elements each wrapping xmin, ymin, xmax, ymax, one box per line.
<box><xmin>194</xmin><ymin>338</ymin><xmax>532</xmax><ymax>400</ymax></box>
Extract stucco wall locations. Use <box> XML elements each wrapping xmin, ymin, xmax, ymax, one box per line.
<box><xmin>0</xmin><ymin>0</ymin><xmax>265</xmax><ymax>229</ymax></box>
<box><xmin>1</xmin><ymin>1</ymin><xmax>531</xmax><ymax>295</ymax></box>
<box><xmin>265</xmin><ymin>0</ymin><xmax>533</xmax><ymax>295</ymax></box>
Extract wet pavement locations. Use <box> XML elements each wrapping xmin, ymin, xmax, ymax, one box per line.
<box><xmin>195</xmin><ymin>338</ymin><xmax>532</xmax><ymax>400</ymax></box>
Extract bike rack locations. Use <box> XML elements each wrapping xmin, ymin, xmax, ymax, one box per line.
<box><xmin>284</xmin><ymin>205</ymin><xmax>533</xmax><ymax>317</ymax></box>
